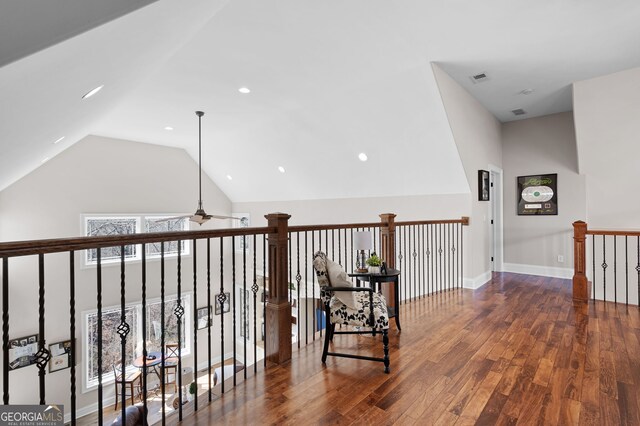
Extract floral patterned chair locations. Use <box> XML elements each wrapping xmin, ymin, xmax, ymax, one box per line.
<box><xmin>313</xmin><ymin>251</ymin><xmax>390</xmax><ymax>373</ymax></box>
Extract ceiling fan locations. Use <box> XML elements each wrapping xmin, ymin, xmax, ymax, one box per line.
<box><xmin>157</xmin><ymin>111</ymin><xmax>240</xmax><ymax>226</ymax></box>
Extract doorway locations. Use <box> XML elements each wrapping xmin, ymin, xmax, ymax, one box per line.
<box><xmin>489</xmin><ymin>166</ymin><xmax>503</xmax><ymax>272</ymax></box>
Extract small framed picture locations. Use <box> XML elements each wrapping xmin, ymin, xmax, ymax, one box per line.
<box><xmin>215</xmin><ymin>292</ymin><xmax>231</xmax><ymax>315</ymax></box>
<box><xmin>49</xmin><ymin>340</ymin><xmax>73</xmax><ymax>373</ymax></box>
<box><xmin>8</xmin><ymin>334</ymin><xmax>38</xmax><ymax>370</ymax></box>
<box><xmin>197</xmin><ymin>306</ymin><xmax>212</xmax><ymax>330</ymax></box>
<box><xmin>478</xmin><ymin>170</ymin><xmax>490</xmax><ymax>201</ymax></box>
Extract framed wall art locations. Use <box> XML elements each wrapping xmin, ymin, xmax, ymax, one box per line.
<box><xmin>478</xmin><ymin>170</ymin><xmax>490</xmax><ymax>201</ymax></box>
<box><xmin>196</xmin><ymin>306</ymin><xmax>212</xmax><ymax>329</ymax></box>
<box><xmin>517</xmin><ymin>174</ymin><xmax>558</xmax><ymax>215</ymax></box>
<box><xmin>8</xmin><ymin>334</ymin><xmax>38</xmax><ymax>370</ymax></box>
<box><xmin>215</xmin><ymin>292</ymin><xmax>230</xmax><ymax>315</ymax></box>
<box><xmin>49</xmin><ymin>340</ymin><xmax>73</xmax><ymax>373</ymax></box>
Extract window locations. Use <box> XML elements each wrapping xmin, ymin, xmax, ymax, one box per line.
<box><xmin>83</xmin><ymin>215</ymin><xmax>189</xmax><ymax>266</ymax></box>
<box><xmin>84</xmin><ymin>294</ymin><xmax>191</xmax><ymax>390</ymax></box>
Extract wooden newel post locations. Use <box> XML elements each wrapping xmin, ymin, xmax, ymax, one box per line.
<box><xmin>265</xmin><ymin>213</ymin><xmax>292</xmax><ymax>364</ymax></box>
<box><xmin>379</xmin><ymin>213</ymin><xmax>397</xmax><ymax>307</ymax></box>
<box><xmin>572</xmin><ymin>221</ymin><xmax>589</xmax><ymax>302</ymax></box>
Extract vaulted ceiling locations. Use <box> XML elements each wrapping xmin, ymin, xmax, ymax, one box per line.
<box><xmin>1</xmin><ymin>0</ymin><xmax>639</xmax><ymax>201</ymax></box>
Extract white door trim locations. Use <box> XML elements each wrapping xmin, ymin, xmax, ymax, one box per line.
<box><xmin>488</xmin><ymin>164</ymin><xmax>504</xmax><ymax>272</ymax></box>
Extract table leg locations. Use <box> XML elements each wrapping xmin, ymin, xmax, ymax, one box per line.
<box><xmin>394</xmin><ymin>277</ymin><xmax>401</xmax><ymax>331</ymax></box>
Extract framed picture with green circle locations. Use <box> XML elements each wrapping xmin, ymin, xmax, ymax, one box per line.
<box><xmin>517</xmin><ymin>174</ymin><xmax>557</xmax><ymax>215</ymax></box>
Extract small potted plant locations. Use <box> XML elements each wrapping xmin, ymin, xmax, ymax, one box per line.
<box><xmin>366</xmin><ymin>253</ymin><xmax>383</xmax><ymax>274</ymax></box>
<box><xmin>188</xmin><ymin>381</ymin><xmax>197</xmax><ymax>402</ymax></box>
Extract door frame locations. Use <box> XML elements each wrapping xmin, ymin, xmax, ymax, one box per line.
<box><xmin>488</xmin><ymin>165</ymin><xmax>504</xmax><ymax>272</ymax></box>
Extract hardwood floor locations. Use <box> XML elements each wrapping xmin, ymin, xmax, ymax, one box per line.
<box><xmin>124</xmin><ymin>273</ymin><xmax>640</xmax><ymax>424</ymax></box>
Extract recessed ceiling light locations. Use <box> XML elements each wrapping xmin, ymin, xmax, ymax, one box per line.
<box><xmin>81</xmin><ymin>85</ymin><xmax>104</xmax><ymax>99</ymax></box>
<box><xmin>164</xmin><ymin>126</ymin><xmax>174</xmax><ymax>131</ymax></box>
<box><xmin>358</xmin><ymin>153</ymin><xmax>368</xmax><ymax>162</ymax></box>
<box><xmin>41</xmin><ymin>157</ymin><xmax>50</xmax><ymax>164</ymax></box>
<box><xmin>278</xmin><ymin>166</ymin><xmax>285</xmax><ymax>173</ymax></box>
<box><xmin>53</xmin><ymin>136</ymin><xmax>65</xmax><ymax>145</ymax></box>
<box><xmin>520</xmin><ymin>88</ymin><xmax>534</xmax><ymax>95</ymax></box>
<box><xmin>238</xmin><ymin>87</ymin><xmax>251</xmax><ymax>94</ymax></box>
<box><xmin>226</xmin><ymin>175</ymin><xmax>233</xmax><ymax>180</ymax></box>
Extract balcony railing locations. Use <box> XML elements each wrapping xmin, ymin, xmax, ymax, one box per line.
<box><xmin>0</xmin><ymin>212</ymin><xmax>467</xmax><ymax>424</ymax></box>
<box><xmin>572</xmin><ymin>221</ymin><xmax>640</xmax><ymax>305</ymax></box>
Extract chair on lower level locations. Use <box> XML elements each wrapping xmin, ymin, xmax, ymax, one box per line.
<box><xmin>113</xmin><ymin>364</ymin><xmax>142</xmax><ymax>410</ymax></box>
<box><xmin>163</xmin><ymin>343</ymin><xmax>180</xmax><ymax>393</ymax></box>
<box><xmin>312</xmin><ymin>251</ymin><xmax>390</xmax><ymax>373</ymax></box>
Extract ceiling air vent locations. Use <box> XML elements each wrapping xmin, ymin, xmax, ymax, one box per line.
<box><xmin>511</xmin><ymin>108</ymin><xmax>526</xmax><ymax>116</ymax></box>
<box><xmin>469</xmin><ymin>72</ymin><xmax>489</xmax><ymax>84</ymax></box>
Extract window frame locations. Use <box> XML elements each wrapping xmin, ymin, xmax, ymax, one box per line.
<box><xmin>82</xmin><ymin>293</ymin><xmax>192</xmax><ymax>393</ymax></box>
<box><xmin>82</xmin><ymin>214</ymin><xmax>191</xmax><ymax>267</ymax></box>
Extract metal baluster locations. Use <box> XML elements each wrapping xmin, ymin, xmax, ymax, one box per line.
<box><xmin>439</xmin><ymin>224</ymin><xmax>443</xmax><ymax>292</ymax></box>
<box><xmin>263</xmin><ymin>235</ymin><xmax>267</xmax><ymax>366</ymax></box>
<box><xmin>253</xmin><ymin>235</ymin><xmax>258</xmax><ymax>373</ymax></box>
<box><xmin>97</xmin><ymin>249</ymin><xmax>103</xmax><ymax>425</ymax></box>
<box><xmin>219</xmin><ymin>238</ymin><xmax>225</xmax><ymax>392</ymax></box>
<box><xmin>461</xmin><ymin>224</ymin><xmax>464</xmax><ymax>289</ymax></box>
<box><xmin>36</xmin><ymin>254</ymin><xmax>49</xmax><ymax>405</ymax></box>
<box><xmin>207</xmin><ymin>238</ymin><xmax>212</xmax><ymax>401</ymax></box>
<box><xmin>338</xmin><ymin>229</ymin><xmax>341</xmax><ymax>266</ymax></box>
<box><xmin>118</xmin><ymin>248</ymin><xmax>127</xmax><ymax>421</ymax></box>
<box><xmin>626</xmin><ymin>236</ymin><xmax>629</xmax><ymax>306</ymax></box>
<box><xmin>141</xmin><ymin>246</ymin><xmax>148</xmax><ymax>425</ymax></box>
<box><xmin>449</xmin><ymin>224</ymin><xmax>453</xmax><ymax>290</ymax></box>
<box><xmin>2</xmin><ymin>257</ymin><xmax>8</xmax><ymax>405</ymax></box>
<box><xmin>413</xmin><ymin>226</ymin><xmax>418</xmax><ymax>299</ymax></box>
<box><xmin>296</xmin><ymin>233</ymin><xmax>301</xmax><ymax>348</ymax></box>
<box><xmin>592</xmin><ymin>235</ymin><xmax>596</xmax><ymax>301</ymax></box>
<box><xmin>160</xmin><ymin>243</ymin><xmax>166</xmax><ymax>423</ymax></box>
<box><xmin>637</xmin><ymin>236</ymin><xmax>640</xmax><ymax>307</ymax></box>
<box><xmin>260</xmin><ymin>234</ymin><xmax>267</xmax><ymax>367</ymax></box>
<box><xmin>602</xmin><ymin>235</ymin><xmax>607</xmax><ymax>301</ymax></box>
<box><xmin>614</xmin><ymin>236</ymin><xmax>617</xmax><ymax>304</ymax></box>
<box><xmin>69</xmin><ymin>252</ymin><xmax>76</xmax><ymax>424</ymax></box>
<box><xmin>404</xmin><ymin>226</ymin><xmax>408</xmax><ymax>301</ymax></box>
<box><xmin>421</xmin><ymin>225</ymin><xmax>426</xmax><ymax>296</ymax></box>
<box><xmin>243</xmin><ymin>236</ymin><xmax>247</xmax><ymax>380</ymax></box>
<box><xmin>350</xmin><ymin>229</ymin><xmax>354</xmax><ymax>275</ymax></box>
<box><xmin>398</xmin><ymin>226</ymin><xmax>403</xmax><ymax>302</ymax></box>
<box><xmin>312</xmin><ymin>231</ymin><xmax>316</xmax><ymax>339</ymax></box>
<box><xmin>176</xmin><ymin>243</ymin><xmax>184</xmax><ymax>418</ymax></box>
<box><xmin>193</xmin><ymin>239</ymin><xmax>198</xmax><ymax>411</ymax></box>
<box><xmin>232</xmin><ymin>238</ymin><xmax>236</xmax><ymax>386</ymax></box>
<box><xmin>305</xmin><ymin>232</ymin><xmax>309</xmax><ymax>346</ymax></box>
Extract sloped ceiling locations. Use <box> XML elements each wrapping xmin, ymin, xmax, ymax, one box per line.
<box><xmin>2</xmin><ymin>0</ymin><xmax>640</xmax><ymax>202</ymax></box>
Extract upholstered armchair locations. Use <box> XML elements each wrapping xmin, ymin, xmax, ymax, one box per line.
<box><xmin>313</xmin><ymin>251</ymin><xmax>390</xmax><ymax>373</ymax></box>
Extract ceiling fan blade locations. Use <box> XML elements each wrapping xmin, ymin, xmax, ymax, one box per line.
<box><xmin>154</xmin><ymin>215</ymin><xmax>191</xmax><ymax>223</ymax></box>
<box><xmin>208</xmin><ymin>214</ymin><xmax>242</xmax><ymax>220</ymax></box>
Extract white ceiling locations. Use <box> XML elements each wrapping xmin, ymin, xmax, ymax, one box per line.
<box><xmin>1</xmin><ymin>0</ymin><xmax>640</xmax><ymax>202</ymax></box>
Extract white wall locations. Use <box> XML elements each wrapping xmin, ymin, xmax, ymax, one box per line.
<box><xmin>432</xmin><ymin>63</ymin><xmax>502</xmax><ymax>286</ymax></box>
<box><xmin>502</xmin><ymin>112</ymin><xmax>586</xmax><ymax>278</ymax></box>
<box><xmin>574</xmin><ymin>66</ymin><xmax>640</xmax><ymax>229</ymax></box>
<box><xmin>0</xmin><ymin>135</ymin><xmax>237</xmax><ymax>416</ymax></box>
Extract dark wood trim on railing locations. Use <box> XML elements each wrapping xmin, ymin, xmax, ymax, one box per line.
<box><xmin>0</xmin><ymin>226</ymin><xmax>276</xmax><ymax>257</ymax></box>
<box><xmin>395</xmin><ymin>217</ymin><xmax>470</xmax><ymax>227</ymax></box>
<box><xmin>288</xmin><ymin>222</ymin><xmax>383</xmax><ymax>232</ymax></box>
<box><xmin>586</xmin><ymin>229</ymin><xmax>640</xmax><ymax>237</ymax></box>
<box><xmin>265</xmin><ymin>213</ymin><xmax>292</xmax><ymax>364</ymax></box>
<box><xmin>572</xmin><ymin>221</ymin><xmax>589</xmax><ymax>302</ymax></box>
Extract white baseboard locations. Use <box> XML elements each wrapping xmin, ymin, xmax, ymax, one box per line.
<box><xmin>503</xmin><ymin>263</ymin><xmax>572</xmax><ymax>279</ymax></box>
<box><xmin>463</xmin><ymin>271</ymin><xmax>492</xmax><ymax>289</ymax></box>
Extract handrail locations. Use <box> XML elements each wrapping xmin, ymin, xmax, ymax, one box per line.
<box><xmin>586</xmin><ymin>229</ymin><xmax>640</xmax><ymax>237</ymax></box>
<box><xmin>395</xmin><ymin>217</ymin><xmax>469</xmax><ymax>227</ymax></box>
<box><xmin>288</xmin><ymin>222</ymin><xmax>383</xmax><ymax>233</ymax></box>
<box><xmin>0</xmin><ymin>226</ymin><xmax>276</xmax><ymax>258</ymax></box>
<box><xmin>287</xmin><ymin>217</ymin><xmax>469</xmax><ymax>233</ymax></box>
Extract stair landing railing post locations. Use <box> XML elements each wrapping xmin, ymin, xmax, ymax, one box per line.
<box><xmin>265</xmin><ymin>213</ymin><xmax>292</xmax><ymax>364</ymax></box>
<box><xmin>572</xmin><ymin>220</ymin><xmax>589</xmax><ymax>302</ymax></box>
<box><xmin>379</xmin><ymin>213</ymin><xmax>397</xmax><ymax>306</ymax></box>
